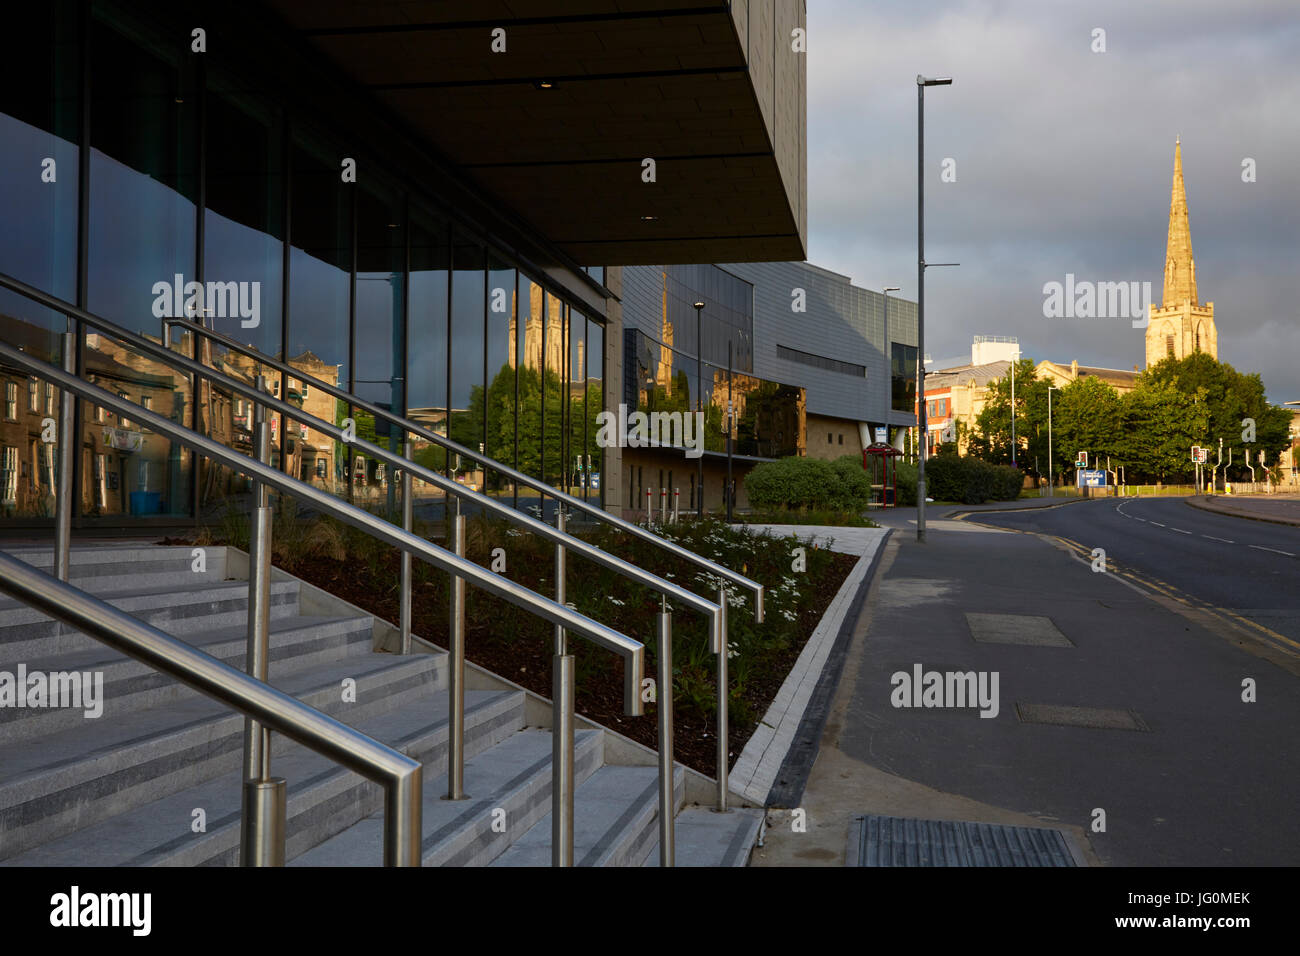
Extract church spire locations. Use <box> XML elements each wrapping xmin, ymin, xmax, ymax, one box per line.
<box><xmin>1162</xmin><ymin>138</ymin><xmax>1198</xmax><ymax>308</ymax></box>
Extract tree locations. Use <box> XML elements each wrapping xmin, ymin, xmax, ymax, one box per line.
<box><xmin>969</xmin><ymin>358</ymin><xmax>1047</xmax><ymax>470</ymax></box>
<box><xmin>1116</xmin><ymin>381</ymin><xmax>1209</xmax><ymax>482</ymax></box>
<box><xmin>1053</xmin><ymin>376</ymin><xmax>1123</xmax><ymax>480</ymax></box>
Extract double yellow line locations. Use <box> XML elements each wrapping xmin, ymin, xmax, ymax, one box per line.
<box><xmin>1048</xmin><ymin>532</ymin><xmax>1300</xmax><ymax>661</ymax></box>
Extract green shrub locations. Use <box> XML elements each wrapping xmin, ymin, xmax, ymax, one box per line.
<box><xmin>923</xmin><ymin>456</ymin><xmax>1023</xmax><ymax>504</ymax></box>
<box><xmin>745</xmin><ymin>455</ymin><xmax>872</xmax><ymax>512</ymax></box>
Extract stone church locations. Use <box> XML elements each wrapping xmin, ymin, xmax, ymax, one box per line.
<box><xmin>1146</xmin><ymin>139</ymin><xmax>1217</xmax><ymax>367</ymax></box>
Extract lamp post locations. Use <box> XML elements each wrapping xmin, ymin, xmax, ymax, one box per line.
<box><xmin>1047</xmin><ymin>385</ymin><xmax>1059</xmax><ymax>497</ymax></box>
<box><xmin>916</xmin><ymin>74</ymin><xmax>954</xmax><ymax>543</ymax></box>
<box><xmin>693</xmin><ymin>299</ymin><xmax>705</xmax><ymax>517</ymax></box>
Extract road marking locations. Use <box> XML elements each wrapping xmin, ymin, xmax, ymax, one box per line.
<box><xmin>1133</xmin><ymin>517</ymin><xmax>1147</xmax><ymax>522</ymax></box>
<box><xmin>1150</xmin><ymin>522</ymin><xmax>1165</xmax><ymax>527</ymax></box>
<box><xmin>1249</xmin><ymin>545</ymin><xmax>1296</xmax><ymax>557</ymax></box>
<box><xmin>1170</xmin><ymin>527</ymin><xmax>1192</xmax><ymax>534</ymax></box>
<box><xmin>1202</xmin><ymin>535</ymin><xmax>1234</xmax><ymax>543</ymax></box>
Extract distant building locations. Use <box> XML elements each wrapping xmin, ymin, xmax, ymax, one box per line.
<box><xmin>1146</xmin><ymin>139</ymin><xmax>1218</xmax><ymax>367</ymax></box>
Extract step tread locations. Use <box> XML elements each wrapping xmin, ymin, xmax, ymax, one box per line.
<box><xmin>0</xmin><ymin>651</ymin><xmax>439</xmax><ymax>790</ymax></box>
<box><xmin>3</xmin><ymin>690</ymin><xmax>519</xmax><ymax>866</ymax></box>
<box><xmin>491</xmin><ymin>764</ymin><xmax>683</xmax><ymax>867</ymax></box>
<box><xmin>293</xmin><ymin>728</ymin><xmax>603</xmax><ymax>867</ymax></box>
<box><xmin>4</xmin><ymin>614</ymin><xmax>370</xmax><ymax>677</ymax></box>
<box><xmin>640</xmin><ymin>807</ymin><xmax>763</xmax><ymax>867</ymax></box>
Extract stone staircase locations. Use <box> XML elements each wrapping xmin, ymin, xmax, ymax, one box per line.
<box><xmin>0</xmin><ymin>543</ymin><xmax>760</xmax><ymax>867</ymax></box>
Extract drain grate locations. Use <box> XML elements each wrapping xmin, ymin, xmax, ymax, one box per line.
<box><xmin>1015</xmin><ymin>702</ymin><xmax>1149</xmax><ymax>731</ymax></box>
<box><xmin>965</xmin><ymin>612</ymin><xmax>1074</xmax><ymax>646</ymax></box>
<box><xmin>848</xmin><ymin>814</ymin><xmax>1077</xmax><ymax>867</ymax></box>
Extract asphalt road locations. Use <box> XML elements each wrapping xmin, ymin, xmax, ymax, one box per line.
<box><xmin>809</xmin><ymin>498</ymin><xmax>1300</xmax><ymax>867</ymax></box>
<box><xmin>971</xmin><ymin>496</ymin><xmax>1300</xmax><ymax>652</ymax></box>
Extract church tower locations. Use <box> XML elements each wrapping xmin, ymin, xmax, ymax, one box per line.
<box><xmin>1146</xmin><ymin>139</ymin><xmax>1217</xmax><ymax>367</ymax></box>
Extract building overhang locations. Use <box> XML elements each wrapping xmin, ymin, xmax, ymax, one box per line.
<box><xmin>259</xmin><ymin>1</ymin><xmax>807</xmax><ymax>266</ymax></box>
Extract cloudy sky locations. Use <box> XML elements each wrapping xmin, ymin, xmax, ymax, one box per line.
<box><xmin>804</xmin><ymin>0</ymin><xmax>1300</xmax><ymax>401</ymax></box>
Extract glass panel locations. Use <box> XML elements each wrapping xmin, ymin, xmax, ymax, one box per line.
<box><xmin>0</xmin><ymin>0</ymin><xmax>79</xmax><ymax>358</ymax></box>
<box><xmin>891</xmin><ymin>342</ymin><xmax>918</xmax><ymax>413</ymax></box>
<box><xmin>286</xmin><ymin>133</ymin><xmax>351</xmax><ymax>500</ymax></box>
<box><xmin>353</xmin><ymin>181</ymin><xmax>404</xmax><ymax>511</ymax></box>
<box><xmin>485</xmin><ymin>253</ymin><xmax>515</xmax><ymax>498</ymax></box>
<box><xmin>568</xmin><ymin>311</ymin><xmax>586</xmax><ymax>498</ymax></box>
<box><xmin>407</xmin><ymin>209</ymin><xmax>449</xmax><ymax>497</ymax></box>
<box><xmin>85</xmin><ymin>13</ymin><xmax>198</xmax><ymax>519</ymax></box>
<box><xmin>516</xmin><ymin>272</ymin><xmax>543</xmax><ymax>515</ymax></box>
<box><xmin>542</xmin><ymin>292</ymin><xmax>565</xmax><ymax>490</ymax></box>
<box><xmin>448</xmin><ymin>235</ymin><xmax>484</xmax><ymax>492</ymax></box>
<box><xmin>585</xmin><ymin>320</ymin><xmax>603</xmax><ymax>505</ymax></box>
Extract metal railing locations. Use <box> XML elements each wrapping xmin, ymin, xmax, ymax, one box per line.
<box><xmin>161</xmin><ymin>315</ymin><xmax>764</xmax><ymax>809</ymax></box>
<box><xmin>0</xmin><ymin>339</ymin><xmax>647</xmax><ymax>865</ymax></box>
<box><xmin>0</xmin><ymin>549</ymin><xmax>424</xmax><ymax>866</ymax></box>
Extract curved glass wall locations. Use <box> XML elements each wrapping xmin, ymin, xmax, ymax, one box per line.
<box><xmin>0</xmin><ymin>1</ymin><xmax>607</xmax><ymax>529</ymax></box>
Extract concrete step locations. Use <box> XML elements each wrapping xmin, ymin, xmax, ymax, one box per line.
<box><xmin>0</xmin><ymin>577</ymin><xmax>301</xmax><ymax>662</ymax></box>
<box><xmin>3</xmin><ymin>689</ymin><xmax>524</xmax><ymax>866</ymax></box>
<box><xmin>0</xmin><ymin>613</ymin><xmax>375</xmax><ymax>746</ymax></box>
<box><xmin>2</xmin><ymin>544</ymin><xmax>229</xmax><ymax>595</ymax></box>
<box><xmin>491</xmin><ymin>764</ymin><xmax>685</xmax><ymax>867</ymax></box>
<box><xmin>0</xmin><ymin>650</ymin><xmax>443</xmax><ymax>861</ymax></box>
<box><xmin>293</xmin><ymin>728</ymin><xmax>605</xmax><ymax>867</ymax></box>
<box><xmin>640</xmin><ymin>807</ymin><xmax>763</xmax><ymax>867</ymax></box>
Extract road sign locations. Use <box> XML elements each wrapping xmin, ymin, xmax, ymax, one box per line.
<box><xmin>1080</xmin><ymin>469</ymin><xmax>1107</xmax><ymax>487</ymax></box>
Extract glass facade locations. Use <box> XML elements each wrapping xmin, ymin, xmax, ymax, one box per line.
<box><xmin>0</xmin><ymin>1</ymin><xmax>606</xmax><ymax>526</ymax></box>
<box><xmin>891</xmin><ymin>343</ymin><xmax>919</xmax><ymax>414</ymax></box>
<box><xmin>624</xmin><ymin>328</ymin><xmax>803</xmax><ymax>460</ymax></box>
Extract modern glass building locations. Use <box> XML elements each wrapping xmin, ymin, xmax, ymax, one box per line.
<box><xmin>1</xmin><ymin>1</ymin><xmax>808</xmax><ymax>529</ymax></box>
<box><xmin>615</xmin><ymin>261</ymin><xmax>917</xmax><ymax>512</ymax></box>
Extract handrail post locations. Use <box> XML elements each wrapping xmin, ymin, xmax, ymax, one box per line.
<box><xmin>400</xmin><ymin>439</ymin><xmax>413</xmax><ymax>655</ymax></box>
<box><xmin>716</xmin><ymin>586</ymin><xmax>730</xmax><ymax>813</ymax></box>
<box><xmin>658</xmin><ymin>598</ymin><xmax>675</xmax><ymax>866</ymax></box>
<box><xmin>240</xmin><ymin>375</ymin><xmax>284</xmax><ymax>865</ymax></box>
<box><xmin>553</xmin><ymin>506</ymin><xmax>574</xmax><ymax>866</ymax></box>
<box><xmin>660</xmin><ymin>487</ymin><xmax>667</xmax><ymax>524</ymax></box>
<box><xmin>446</xmin><ymin>494</ymin><xmax>466</xmax><ymax>800</ymax></box>
<box><xmin>53</xmin><ymin>326</ymin><xmax>75</xmax><ymax>582</ymax></box>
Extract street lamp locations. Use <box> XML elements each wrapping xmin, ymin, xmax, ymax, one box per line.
<box><xmin>916</xmin><ymin>74</ymin><xmax>955</xmax><ymax>543</ymax></box>
<box><xmin>1047</xmin><ymin>385</ymin><xmax>1059</xmax><ymax>497</ymax></box>
<box><xmin>693</xmin><ymin>299</ymin><xmax>705</xmax><ymax>517</ymax></box>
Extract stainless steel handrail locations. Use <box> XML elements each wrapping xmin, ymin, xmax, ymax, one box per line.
<box><xmin>0</xmin><ymin>549</ymin><xmax>424</xmax><ymax>866</ymax></box>
<box><xmin>0</xmin><ymin>277</ymin><xmax>720</xmax><ymax>641</ymax></box>
<box><xmin>160</xmin><ymin>315</ymin><xmax>765</xmax><ymax>620</ymax></box>
<box><xmin>0</xmin><ymin>340</ymin><xmax>647</xmax><ymax>708</ymax></box>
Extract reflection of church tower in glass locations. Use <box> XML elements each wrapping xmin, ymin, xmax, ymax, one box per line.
<box><xmin>657</xmin><ymin>271</ymin><xmax>674</xmax><ymax>392</ymax></box>
<box><xmin>1145</xmin><ymin>139</ymin><xmax>1217</xmax><ymax>367</ymax></box>
<box><xmin>507</xmin><ymin>284</ymin><xmax>565</xmax><ymax>371</ymax></box>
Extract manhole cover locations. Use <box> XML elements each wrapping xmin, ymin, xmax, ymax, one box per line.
<box><xmin>966</xmin><ymin>612</ymin><xmax>1073</xmax><ymax>646</ymax></box>
<box><xmin>848</xmin><ymin>814</ymin><xmax>1077</xmax><ymax>867</ymax></box>
<box><xmin>1015</xmin><ymin>702</ymin><xmax>1149</xmax><ymax>731</ymax></box>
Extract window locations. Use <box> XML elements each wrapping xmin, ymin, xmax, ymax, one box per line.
<box><xmin>1</xmin><ymin>446</ymin><xmax>16</xmax><ymax>505</ymax></box>
<box><xmin>838</xmin><ymin>434</ymin><xmax>844</xmax><ymax>445</ymax></box>
<box><xmin>28</xmin><ymin>378</ymin><xmax>38</xmax><ymax>412</ymax></box>
<box><xmin>117</xmin><ymin>391</ymin><xmax>130</xmax><ymax>428</ymax></box>
<box><xmin>827</xmin><ymin>432</ymin><xmax>833</xmax><ymax>443</ymax></box>
<box><xmin>4</xmin><ymin>382</ymin><xmax>16</xmax><ymax>420</ymax></box>
<box><xmin>44</xmin><ymin>382</ymin><xmax>54</xmax><ymax>416</ymax></box>
<box><xmin>1166</xmin><ymin>334</ymin><xmax>1175</xmax><ymax>357</ymax></box>
<box><xmin>141</xmin><ymin>395</ymin><xmax>152</xmax><ymax>412</ymax></box>
<box><xmin>94</xmin><ymin>405</ymin><xmax>105</xmax><ymax>423</ymax></box>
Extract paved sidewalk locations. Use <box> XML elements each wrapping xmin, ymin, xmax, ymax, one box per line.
<box><xmin>1186</xmin><ymin>493</ymin><xmax>1300</xmax><ymax>527</ymax></box>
